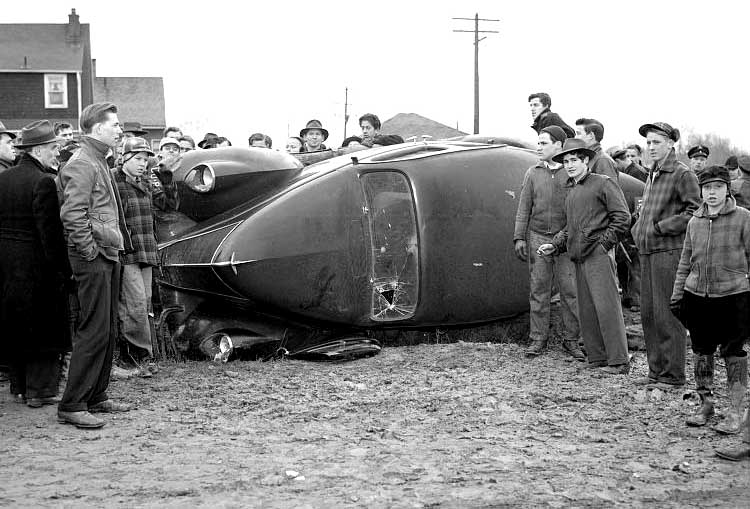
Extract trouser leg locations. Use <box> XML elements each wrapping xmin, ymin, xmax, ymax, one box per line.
<box><xmin>575</xmin><ymin>261</ymin><xmax>606</xmax><ymax>365</ymax></box>
<box><xmin>527</xmin><ymin>232</ymin><xmax>554</xmax><ymax>344</ymax></box>
<box><xmin>640</xmin><ymin>250</ymin><xmax>686</xmax><ymax>385</ymax></box>
<box><xmin>118</xmin><ymin>263</ymin><xmax>154</xmax><ymax>360</ymax></box>
<box><xmin>554</xmin><ymin>251</ymin><xmax>580</xmax><ymax>342</ymax></box>
<box><xmin>716</xmin><ymin>355</ymin><xmax>748</xmax><ymax>435</ymax></box>
<box><xmin>59</xmin><ymin>253</ymin><xmax>119</xmax><ymax>413</ymax></box>
<box><xmin>24</xmin><ymin>354</ymin><xmax>62</xmax><ymax>399</ymax></box>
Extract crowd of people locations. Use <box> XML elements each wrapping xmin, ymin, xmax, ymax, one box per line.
<box><xmin>0</xmin><ymin>95</ymin><xmax>747</xmax><ymax>461</ymax></box>
<box><xmin>517</xmin><ymin>92</ymin><xmax>749</xmax><ymax>461</ymax></box>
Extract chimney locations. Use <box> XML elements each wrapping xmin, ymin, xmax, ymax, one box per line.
<box><xmin>66</xmin><ymin>8</ymin><xmax>81</xmax><ymax>44</ymax></box>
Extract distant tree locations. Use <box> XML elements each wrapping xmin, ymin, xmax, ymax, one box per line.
<box><xmin>677</xmin><ymin>131</ymin><xmax>749</xmax><ymax>167</ymax></box>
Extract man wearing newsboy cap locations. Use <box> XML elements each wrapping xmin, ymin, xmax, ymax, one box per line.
<box><xmin>56</xmin><ymin>102</ymin><xmax>133</xmax><ymax>429</ymax></box>
<box><xmin>631</xmin><ymin>122</ymin><xmax>700</xmax><ymax>389</ymax></box>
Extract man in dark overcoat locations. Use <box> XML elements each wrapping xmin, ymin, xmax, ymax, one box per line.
<box><xmin>0</xmin><ymin>120</ymin><xmax>72</xmax><ymax>407</ymax></box>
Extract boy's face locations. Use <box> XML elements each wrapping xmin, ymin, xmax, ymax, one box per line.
<box><xmin>304</xmin><ymin>129</ymin><xmax>324</xmax><ymax>149</ymax></box>
<box><xmin>625</xmin><ymin>148</ymin><xmax>640</xmax><ymax>164</ymax></box>
<box><xmin>574</xmin><ymin>126</ymin><xmax>595</xmax><ymax>147</ymax></box>
<box><xmin>690</xmin><ymin>156</ymin><xmax>707</xmax><ymax>173</ymax></box>
<box><xmin>645</xmin><ymin>131</ymin><xmax>673</xmax><ymax>164</ymax></box>
<box><xmin>537</xmin><ymin>132</ymin><xmax>560</xmax><ymax>162</ymax></box>
<box><xmin>563</xmin><ymin>153</ymin><xmax>588</xmax><ymax>180</ymax></box>
<box><xmin>701</xmin><ymin>181</ymin><xmax>728</xmax><ymax>209</ymax></box>
<box><xmin>529</xmin><ymin>98</ymin><xmax>545</xmax><ymax>120</ymax></box>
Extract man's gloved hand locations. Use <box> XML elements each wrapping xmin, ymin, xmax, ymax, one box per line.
<box><xmin>514</xmin><ymin>240</ymin><xmax>528</xmax><ymax>261</ymax></box>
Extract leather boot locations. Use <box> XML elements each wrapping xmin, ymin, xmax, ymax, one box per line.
<box><xmin>715</xmin><ymin>355</ymin><xmax>748</xmax><ymax>435</ymax></box>
<box><xmin>715</xmin><ymin>409</ymin><xmax>750</xmax><ymax>461</ymax></box>
<box><xmin>686</xmin><ymin>354</ymin><xmax>715</xmax><ymax>427</ymax></box>
<box><xmin>562</xmin><ymin>340</ymin><xmax>585</xmax><ymax>362</ymax></box>
<box><xmin>525</xmin><ymin>339</ymin><xmax>546</xmax><ymax>357</ymax></box>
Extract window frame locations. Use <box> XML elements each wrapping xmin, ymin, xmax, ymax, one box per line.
<box><xmin>44</xmin><ymin>74</ymin><xmax>68</xmax><ymax>109</ymax></box>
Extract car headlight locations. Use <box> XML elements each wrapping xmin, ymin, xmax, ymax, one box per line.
<box><xmin>185</xmin><ymin>163</ymin><xmax>216</xmax><ymax>193</ymax></box>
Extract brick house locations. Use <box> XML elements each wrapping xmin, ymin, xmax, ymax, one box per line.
<box><xmin>0</xmin><ymin>9</ymin><xmax>165</xmax><ymax>140</ymax></box>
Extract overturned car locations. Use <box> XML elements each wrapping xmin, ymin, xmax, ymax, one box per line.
<box><xmin>155</xmin><ymin>141</ymin><xmax>645</xmax><ymax>361</ymax></box>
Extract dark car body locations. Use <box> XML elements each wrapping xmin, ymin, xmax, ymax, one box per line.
<box><xmin>156</xmin><ymin>142</ymin><xmax>645</xmax><ymax>361</ymax></box>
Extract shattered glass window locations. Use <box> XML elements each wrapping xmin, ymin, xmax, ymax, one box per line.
<box><xmin>361</xmin><ymin>172</ymin><xmax>419</xmax><ymax>321</ymax></box>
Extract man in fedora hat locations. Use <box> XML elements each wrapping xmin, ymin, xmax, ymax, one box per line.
<box><xmin>122</xmin><ymin>122</ymin><xmax>148</xmax><ymax>138</ymax></box>
<box><xmin>632</xmin><ymin>122</ymin><xmax>700</xmax><ymax>389</ymax></box>
<box><xmin>300</xmin><ymin>119</ymin><xmax>329</xmax><ymax>152</ymax></box>
<box><xmin>0</xmin><ymin>120</ymin><xmax>72</xmax><ymax>408</ymax></box>
<box><xmin>57</xmin><ymin>102</ymin><xmax>132</xmax><ymax>429</ymax></box>
<box><xmin>538</xmin><ymin>138</ymin><xmax>631</xmax><ymax>374</ymax></box>
<box><xmin>0</xmin><ymin>121</ymin><xmax>17</xmax><ymax>174</ymax></box>
<box><xmin>514</xmin><ymin>126</ymin><xmax>583</xmax><ymax>360</ymax></box>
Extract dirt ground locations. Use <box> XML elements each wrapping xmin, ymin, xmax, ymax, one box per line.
<box><xmin>1</xmin><ymin>309</ymin><xmax>748</xmax><ymax>508</ymax></box>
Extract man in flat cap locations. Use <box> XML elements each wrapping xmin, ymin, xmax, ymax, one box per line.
<box><xmin>632</xmin><ymin>122</ymin><xmax>700</xmax><ymax>388</ymax></box>
<box><xmin>57</xmin><ymin>102</ymin><xmax>132</xmax><ymax>429</ymax></box>
<box><xmin>0</xmin><ymin>121</ymin><xmax>17</xmax><ymax>174</ymax></box>
<box><xmin>687</xmin><ymin>145</ymin><xmax>710</xmax><ymax>176</ymax></box>
<box><xmin>514</xmin><ymin>125</ymin><xmax>584</xmax><ymax>360</ymax></box>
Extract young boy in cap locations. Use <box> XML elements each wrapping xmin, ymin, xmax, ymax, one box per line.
<box><xmin>670</xmin><ymin>165</ymin><xmax>750</xmax><ymax>443</ymax></box>
<box><xmin>538</xmin><ymin>139</ymin><xmax>631</xmax><ymax>373</ymax></box>
<box><xmin>514</xmin><ymin>126</ymin><xmax>583</xmax><ymax>360</ymax></box>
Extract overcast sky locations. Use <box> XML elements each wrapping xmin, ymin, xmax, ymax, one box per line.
<box><xmin>5</xmin><ymin>1</ymin><xmax>749</xmax><ymax>151</ymax></box>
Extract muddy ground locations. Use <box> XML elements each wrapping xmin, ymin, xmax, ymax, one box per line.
<box><xmin>0</xmin><ymin>308</ymin><xmax>748</xmax><ymax>508</ymax></box>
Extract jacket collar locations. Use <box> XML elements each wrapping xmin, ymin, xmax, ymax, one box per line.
<box><xmin>693</xmin><ymin>196</ymin><xmax>737</xmax><ymax>218</ymax></box>
<box><xmin>531</xmin><ymin>108</ymin><xmax>550</xmax><ymax>129</ymax></box>
<box><xmin>117</xmin><ymin>168</ymin><xmax>149</xmax><ymax>191</ymax></box>
<box><xmin>20</xmin><ymin>152</ymin><xmax>54</xmax><ymax>174</ymax></box>
<box><xmin>80</xmin><ymin>135</ymin><xmax>112</xmax><ymax>158</ymax></box>
<box><xmin>565</xmin><ymin>169</ymin><xmax>592</xmax><ymax>187</ymax></box>
<box><xmin>590</xmin><ymin>142</ymin><xmax>602</xmax><ymax>155</ymax></box>
<box><xmin>652</xmin><ymin>148</ymin><xmax>678</xmax><ymax>173</ymax></box>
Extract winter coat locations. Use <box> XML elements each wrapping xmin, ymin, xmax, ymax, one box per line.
<box><xmin>631</xmin><ymin>149</ymin><xmax>701</xmax><ymax>254</ymax></box>
<box><xmin>513</xmin><ymin>161</ymin><xmax>569</xmax><ymax>241</ymax></box>
<box><xmin>0</xmin><ymin>153</ymin><xmax>72</xmax><ymax>357</ymax></box>
<box><xmin>671</xmin><ymin>197</ymin><xmax>750</xmax><ymax>302</ymax></box>
<box><xmin>113</xmin><ymin>167</ymin><xmax>178</xmax><ymax>266</ymax></box>
<box><xmin>551</xmin><ymin>171</ymin><xmax>630</xmax><ymax>262</ymax></box>
<box><xmin>588</xmin><ymin>143</ymin><xmax>619</xmax><ymax>182</ymax></box>
<box><xmin>0</xmin><ymin>159</ymin><xmax>12</xmax><ymax>175</ymax></box>
<box><xmin>57</xmin><ymin>136</ymin><xmax>128</xmax><ymax>262</ymax></box>
<box><xmin>732</xmin><ymin>173</ymin><xmax>750</xmax><ymax>209</ymax></box>
<box><xmin>530</xmin><ymin>109</ymin><xmax>575</xmax><ymax>139</ymax></box>
<box><xmin>622</xmin><ymin>162</ymin><xmax>648</xmax><ymax>183</ymax></box>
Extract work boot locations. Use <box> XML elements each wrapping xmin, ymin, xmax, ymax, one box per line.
<box><xmin>562</xmin><ymin>340</ymin><xmax>585</xmax><ymax>362</ymax></box>
<box><xmin>715</xmin><ymin>409</ymin><xmax>750</xmax><ymax>461</ymax></box>
<box><xmin>714</xmin><ymin>355</ymin><xmax>748</xmax><ymax>435</ymax></box>
<box><xmin>88</xmin><ymin>399</ymin><xmax>132</xmax><ymax>413</ymax></box>
<box><xmin>686</xmin><ymin>354</ymin><xmax>715</xmax><ymax>427</ymax></box>
<box><xmin>525</xmin><ymin>339</ymin><xmax>546</xmax><ymax>357</ymax></box>
<box><xmin>57</xmin><ymin>410</ymin><xmax>105</xmax><ymax>429</ymax></box>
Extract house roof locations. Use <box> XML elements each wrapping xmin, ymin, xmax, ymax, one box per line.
<box><xmin>381</xmin><ymin>113</ymin><xmax>468</xmax><ymax>141</ymax></box>
<box><xmin>94</xmin><ymin>77</ymin><xmax>166</xmax><ymax>127</ymax></box>
<box><xmin>0</xmin><ymin>24</ymin><xmax>87</xmax><ymax>71</ymax></box>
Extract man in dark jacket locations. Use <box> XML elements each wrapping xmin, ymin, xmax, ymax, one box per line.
<box><xmin>574</xmin><ymin>118</ymin><xmax>619</xmax><ymax>181</ymax></box>
<box><xmin>0</xmin><ymin>120</ymin><xmax>72</xmax><ymax>407</ymax></box>
<box><xmin>632</xmin><ymin>122</ymin><xmax>701</xmax><ymax>388</ymax></box>
<box><xmin>528</xmin><ymin>93</ymin><xmax>575</xmax><ymax>138</ymax></box>
<box><xmin>57</xmin><ymin>102</ymin><xmax>131</xmax><ymax>429</ymax></box>
<box><xmin>540</xmin><ymin>139</ymin><xmax>631</xmax><ymax>374</ymax></box>
<box><xmin>0</xmin><ymin>121</ymin><xmax>16</xmax><ymax>174</ymax></box>
<box><xmin>732</xmin><ymin>155</ymin><xmax>750</xmax><ymax>209</ymax></box>
<box><xmin>513</xmin><ymin>126</ymin><xmax>583</xmax><ymax>360</ymax></box>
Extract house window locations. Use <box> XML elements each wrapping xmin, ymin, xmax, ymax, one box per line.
<box><xmin>44</xmin><ymin>74</ymin><xmax>68</xmax><ymax>109</ymax></box>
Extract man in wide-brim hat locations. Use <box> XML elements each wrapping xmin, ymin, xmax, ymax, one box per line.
<box><xmin>122</xmin><ymin>122</ymin><xmax>148</xmax><ymax>138</ymax></box>
<box><xmin>0</xmin><ymin>120</ymin><xmax>72</xmax><ymax>408</ymax></box>
<box><xmin>0</xmin><ymin>121</ymin><xmax>18</xmax><ymax>173</ymax></box>
<box><xmin>299</xmin><ymin>119</ymin><xmax>329</xmax><ymax>152</ymax></box>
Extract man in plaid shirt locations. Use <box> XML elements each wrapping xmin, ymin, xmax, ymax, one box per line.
<box><xmin>632</xmin><ymin>122</ymin><xmax>700</xmax><ymax>388</ymax></box>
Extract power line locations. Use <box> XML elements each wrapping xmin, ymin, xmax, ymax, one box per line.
<box><xmin>452</xmin><ymin>14</ymin><xmax>499</xmax><ymax>134</ymax></box>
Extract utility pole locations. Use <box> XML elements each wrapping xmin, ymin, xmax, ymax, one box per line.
<box><xmin>453</xmin><ymin>13</ymin><xmax>498</xmax><ymax>134</ymax></box>
<box><xmin>343</xmin><ymin>87</ymin><xmax>350</xmax><ymax>140</ymax></box>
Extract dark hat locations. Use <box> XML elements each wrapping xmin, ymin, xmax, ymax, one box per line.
<box><xmin>299</xmin><ymin>119</ymin><xmax>329</xmax><ymax>141</ymax></box>
<box><xmin>724</xmin><ymin>155</ymin><xmax>738</xmax><ymax>169</ymax></box>
<box><xmin>540</xmin><ymin>125</ymin><xmax>567</xmax><ymax>144</ymax></box>
<box><xmin>610</xmin><ymin>148</ymin><xmax>627</xmax><ymax>160</ymax></box>
<box><xmin>372</xmin><ymin>134</ymin><xmax>405</xmax><ymax>146</ymax></box>
<box><xmin>122</xmin><ymin>122</ymin><xmax>148</xmax><ymax>136</ymax></box>
<box><xmin>0</xmin><ymin>120</ymin><xmax>16</xmax><ymax>140</ymax></box>
<box><xmin>638</xmin><ymin>122</ymin><xmax>680</xmax><ymax>142</ymax></box>
<box><xmin>698</xmin><ymin>165</ymin><xmax>730</xmax><ymax>187</ymax></box>
<box><xmin>687</xmin><ymin>145</ymin><xmax>709</xmax><ymax>159</ymax></box>
<box><xmin>552</xmin><ymin>138</ymin><xmax>596</xmax><ymax>164</ymax></box>
<box><xmin>737</xmin><ymin>155</ymin><xmax>750</xmax><ymax>173</ymax></box>
<box><xmin>122</xmin><ymin>137</ymin><xmax>155</xmax><ymax>157</ymax></box>
<box><xmin>15</xmin><ymin>120</ymin><xmax>62</xmax><ymax>148</ymax></box>
<box><xmin>198</xmin><ymin>132</ymin><xmax>219</xmax><ymax>149</ymax></box>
